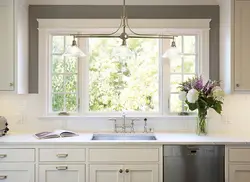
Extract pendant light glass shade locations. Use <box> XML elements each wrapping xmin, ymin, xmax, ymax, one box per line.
<box><xmin>111</xmin><ymin>40</ymin><xmax>133</xmax><ymax>59</ymax></box>
<box><xmin>162</xmin><ymin>40</ymin><xmax>180</xmax><ymax>59</ymax></box>
<box><xmin>63</xmin><ymin>40</ymin><xmax>86</xmax><ymax>57</ymax></box>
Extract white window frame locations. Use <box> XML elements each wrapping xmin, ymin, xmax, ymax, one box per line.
<box><xmin>38</xmin><ymin>19</ymin><xmax>210</xmax><ymax>118</ymax></box>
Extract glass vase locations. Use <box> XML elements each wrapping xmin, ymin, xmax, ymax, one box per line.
<box><xmin>196</xmin><ymin>110</ymin><xmax>208</xmax><ymax>136</ymax></box>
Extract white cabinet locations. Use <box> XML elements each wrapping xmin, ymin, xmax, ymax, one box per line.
<box><xmin>39</xmin><ymin>165</ymin><xmax>85</xmax><ymax>182</ymax></box>
<box><xmin>0</xmin><ymin>145</ymin><xmax>161</xmax><ymax>182</ymax></box>
<box><xmin>227</xmin><ymin>147</ymin><xmax>250</xmax><ymax>182</ymax></box>
<box><xmin>0</xmin><ymin>0</ymin><xmax>28</xmax><ymax>92</ymax></box>
<box><xmin>89</xmin><ymin>165</ymin><xmax>124</xmax><ymax>182</ymax></box>
<box><xmin>124</xmin><ymin>165</ymin><xmax>158</xmax><ymax>182</ymax></box>
<box><xmin>0</xmin><ymin>0</ymin><xmax>14</xmax><ymax>91</ymax></box>
<box><xmin>229</xmin><ymin>164</ymin><xmax>250</xmax><ymax>182</ymax></box>
<box><xmin>234</xmin><ymin>1</ymin><xmax>250</xmax><ymax>91</ymax></box>
<box><xmin>89</xmin><ymin>164</ymin><xmax>158</xmax><ymax>182</ymax></box>
<box><xmin>0</xmin><ymin>163</ymin><xmax>34</xmax><ymax>182</ymax></box>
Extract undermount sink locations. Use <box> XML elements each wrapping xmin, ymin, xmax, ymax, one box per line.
<box><xmin>91</xmin><ymin>134</ymin><xmax>157</xmax><ymax>141</ymax></box>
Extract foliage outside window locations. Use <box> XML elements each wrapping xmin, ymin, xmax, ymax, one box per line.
<box><xmin>50</xmin><ymin>34</ymin><xmax>198</xmax><ymax>114</ymax></box>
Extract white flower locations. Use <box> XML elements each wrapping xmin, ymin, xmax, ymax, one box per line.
<box><xmin>212</xmin><ymin>86</ymin><xmax>225</xmax><ymax>100</ymax></box>
<box><xmin>187</xmin><ymin>89</ymin><xmax>199</xmax><ymax>103</ymax></box>
<box><xmin>178</xmin><ymin>91</ymin><xmax>187</xmax><ymax>101</ymax></box>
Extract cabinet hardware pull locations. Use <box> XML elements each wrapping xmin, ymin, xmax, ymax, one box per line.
<box><xmin>125</xmin><ymin>169</ymin><xmax>129</xmax><ymax>173</ymax></box>
<box><xmin>236</xmin><ymin>84</ymin><xmax>240</xmax><ymax>87</ymax></box>
<box><xmin>119</xmin><ymin>169</ymin><xmax>123</xmax><ymax>173</ymax></box>
<box><xmin>0</xmin><ymin>176</ymin><xmax>7</xmax><ymax>180</ymax></box>
<box><xmin>56</xmin><ymin>166</ymin><xmax>68</xmax><ymax>170</ymax></box>
<box><xmin>0</xmin><ymin>154</ymin><xmax>7</xmax><ymax>158</ymax></box>
<box><xmin>56</xmin><ymin>154</ymin><xmax>68</xmax><ymax>158</ymax></box>
<box><xmin>9</xmin><ymin>83</ymin><xmax>14</xmax><ymax>87</ymax></box>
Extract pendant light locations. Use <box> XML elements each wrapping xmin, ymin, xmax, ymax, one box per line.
<box><xmin>63</xmin><ymin>38</ymin><xmax>86</xmax><ymax>57</ymax></box>
<box><xmin>64</xmin><ymin>0</ymin><xmax>178</xmax><ymax>58</ymax></box>
<box><xmin>162</xmin><ymin>38</ymin><xmax>180</xmax><ymax>59</ymax></box>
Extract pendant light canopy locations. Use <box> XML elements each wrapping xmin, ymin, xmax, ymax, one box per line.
<box><xmin>64</xmin><ymin>0</ymin><xmax>178</xmax><ymax>58</ymax></box>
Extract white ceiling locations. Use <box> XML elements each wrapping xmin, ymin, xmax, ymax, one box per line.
<box><xmin>28</xmin><ymin>0</ymin><xmax>219</xmax><ymax>5</ymax></box>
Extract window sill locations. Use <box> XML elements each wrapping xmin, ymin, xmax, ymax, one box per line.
<box><xmin>38</xmin><ymin>115</ymin><xmax>196</xmax><ymax>121</ymax></box>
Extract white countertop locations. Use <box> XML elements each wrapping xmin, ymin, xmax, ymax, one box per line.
<box><xmin>0</xmin><ymin>133</ymin><xmax>248</xmax><ymax>145</ymax></box>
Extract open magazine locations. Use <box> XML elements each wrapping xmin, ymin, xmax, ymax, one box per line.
<box><xmin>34</xmin><ymin>130</ymin><xmax>78</xmax><ymax>139</ymax></box>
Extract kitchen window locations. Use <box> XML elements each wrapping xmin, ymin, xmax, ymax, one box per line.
<box><xmin>39</xmin><ymin>19</ymin><xmax>210</xmax><ymax>117</ymax></box>
<box><xmin>49</xmin><ymin>34</ymin><xmax>199</xmax><ymax>115</ymax></box>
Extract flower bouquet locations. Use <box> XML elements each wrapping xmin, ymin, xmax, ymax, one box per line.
<box><xmin>178</xmin><ymin>76</ymin><xmax>224</xmax><ymax>135</ymax></box>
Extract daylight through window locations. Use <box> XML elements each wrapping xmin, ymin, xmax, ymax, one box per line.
<box><xmin>49</xmin><ymin>34</ymin><xmax>198</xmax><ymax>114</ymax></box>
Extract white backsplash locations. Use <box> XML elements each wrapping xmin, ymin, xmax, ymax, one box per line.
<box><xmin>0</xmin><ymin>92</ymin><xmax>247</xmax><ymax>136</ymax></box>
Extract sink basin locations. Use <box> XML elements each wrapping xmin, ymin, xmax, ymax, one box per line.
<box><xmin>91</xmin><ymin>134</ymin><xmax>157</xmax><ymax>140</ymax></box>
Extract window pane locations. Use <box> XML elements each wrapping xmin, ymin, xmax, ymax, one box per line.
<box><xmin>52</xmin><ymin>94</ymin><xmax>64</xmax><ymax>112</ymax></box>
<box><xmin>52</xmin><ymin>36</ymin><xmax>64</xmax><ymax>54</ymax></box>
<box><xmin>52</xmin><ymin>55</ymin><xmax>64</xmax><ymax>73</ymax></box>
<box><xmin>65</xmin><ymin>57</ymin><xmax>78</xmax><ymax>73</ymax></box>
<box><xmin>170</xmin><ymin>94</ymin><xmax>182</xmax><ymax>113</ymax></box>
<box><xmin>170</xmin><ymin>75</ymin><xmax>182</xmax><ymax>92</ymax></box>
<box><xmin>170</xmin><ymin>57</ymin><xmax>182</xmax><ymax>73</ymax></box>
<box><xmin>52</xmin><ymin>75</ymin><xmax>64</xmax><ymax>93</ymax></box>
<box><xmin>65</xmin><ymin>94</ymin><xmax>77</xmax><ymax>112</ymax></box>
<box><xmin>183</xmin><ymin>36</ymin><xmax>196</xmax><ymax>54</ymax></box>
<box><xmin>89</xmin><ymin>38</ymin><xmax>159</xmax><ymax>112</ymax></box>
<box><xmin>183</xmin><ymin>56</ymin><xmax>195</xmax><ymax>73</ymax></box>
<box><xmin>65</xmin><ymin>75</ymin><xmax>77</xmax><ymax>93</ymax></box>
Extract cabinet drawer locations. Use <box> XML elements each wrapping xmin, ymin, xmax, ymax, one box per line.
<box><xmin>0</xmin><ymin>149</ymin><xmax>35</xmax><ymax>162</ymax></box>
<box><xmin>39</xmin><ymin>149</ymin><xmax>86</xmax><ymax>162</ymax></box>
<box><xmin>0</xmin><ymin>163</ymin><xmax>34</xmax><ymax>182</ymax></box>
<box><xmin>89</xmin><ymin>148</ymin><xmax>159</xmax><ymax>162</ymax></box>
<box><xmin>229</xmin><ymin>148</ymin><xmax>250</xmax><ymax>162</ymax></box>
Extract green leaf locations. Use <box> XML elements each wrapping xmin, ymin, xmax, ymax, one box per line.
<box><xmin>212</xmin><ymin>102</ymin><xmax>222</xmax><ymax>114</ymax></box>
<box><xmin>186</xmin><ymin>101</ymin><xmax>197</xmax><ymax>111</ymax></box>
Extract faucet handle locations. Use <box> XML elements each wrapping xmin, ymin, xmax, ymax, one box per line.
<box><xmin>131</xmin><ymin>118</ymin><xmax>140</xmax><ymax>122</ymax></box>
<box><xmin>130</xmin><ymin>118</ymin><xmax>139</xmax><ymax>133</ymax></box>
<box><xmin>108</xmin><ymin>118</ymin><xmax>118</xmax><ymax>133</ymax></box>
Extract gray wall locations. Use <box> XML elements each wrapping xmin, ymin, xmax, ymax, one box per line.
<box><xmin>29</xmin><ymin>5</ymin><xmax>219</xmax><ymax>93</ymax></box>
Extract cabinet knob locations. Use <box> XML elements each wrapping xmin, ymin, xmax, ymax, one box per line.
<box><xmin>119</xmin><ymin>169</ymin><xmax>123</xmax><ymax>173</ymax></box>
<box><xmin>9</xmin><ymin>83</ymin><xmax>14</xmax><ymax>87</ymax></box>
<box><xmin>125</xmin><ymin>169</ymin><xmax>129</xmax><ymax>173</ymax></box>
<box><xmin>0</xmin><ymin>176</ymin><xmax>7</xmax><ymax>180</ymax></box>
<box><xmin>236</xmin><ymin>84</ymin><xmax>240</xmax><ymax>87</ymax></box>
<box><xmin>0</xmin><ymin>154</ymin><xmax>7</xmax><ymax>158</ymax></box>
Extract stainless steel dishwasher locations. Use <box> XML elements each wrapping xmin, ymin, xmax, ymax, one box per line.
<box><xmin>163</xmin><ymin>145</ymin><xmax>225</xmax><ymax>182</ymax></box>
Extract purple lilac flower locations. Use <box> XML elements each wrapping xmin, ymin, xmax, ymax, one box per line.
<box><xmin>193</xmin><ymin>77</ymin><xmax>203</xmax><ymax>91</ymax></box>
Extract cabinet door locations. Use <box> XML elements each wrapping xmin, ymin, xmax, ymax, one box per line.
<box><xmin>235</xmin><ymin>2</ymin><xmax>250</xmax><ymax>91</ymax></box>
<box><xmin>39</xmin><ymin>165</ymin><xmax>85</xmax><ymax>182</ymax></box>
<box><xmin>89</xmin><ymin>165</ymin><xmax>124</xmax><ymax>182</ymax></box>
<box><xmin>124</xmin><ymin>165</ymin><xmax>158</xmax><ymax>182</ymax></box>
<box><xmin>0</xmin><ymin>0</ymin><xmax>14</xmax><ymax>91</ymax></box>
<box><xmin>0</xmin><ymin>163</ymin><xmax>34</xmax><ymax>182</ymax></box>
<box><xmin>229</xmin><ymin>164</ymin><xmax>250</xmax><ymax>182</ymax></box>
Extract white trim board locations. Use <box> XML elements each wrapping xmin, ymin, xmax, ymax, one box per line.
<box><xmin>38</xmin><ymin>19</ymin><xmax>211</xmax><ymax>30</ymax></box>
<box><xmin>29</xmin><ymin>0</ymin><xmax>219</xmax><ymax>5</ymax></box>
